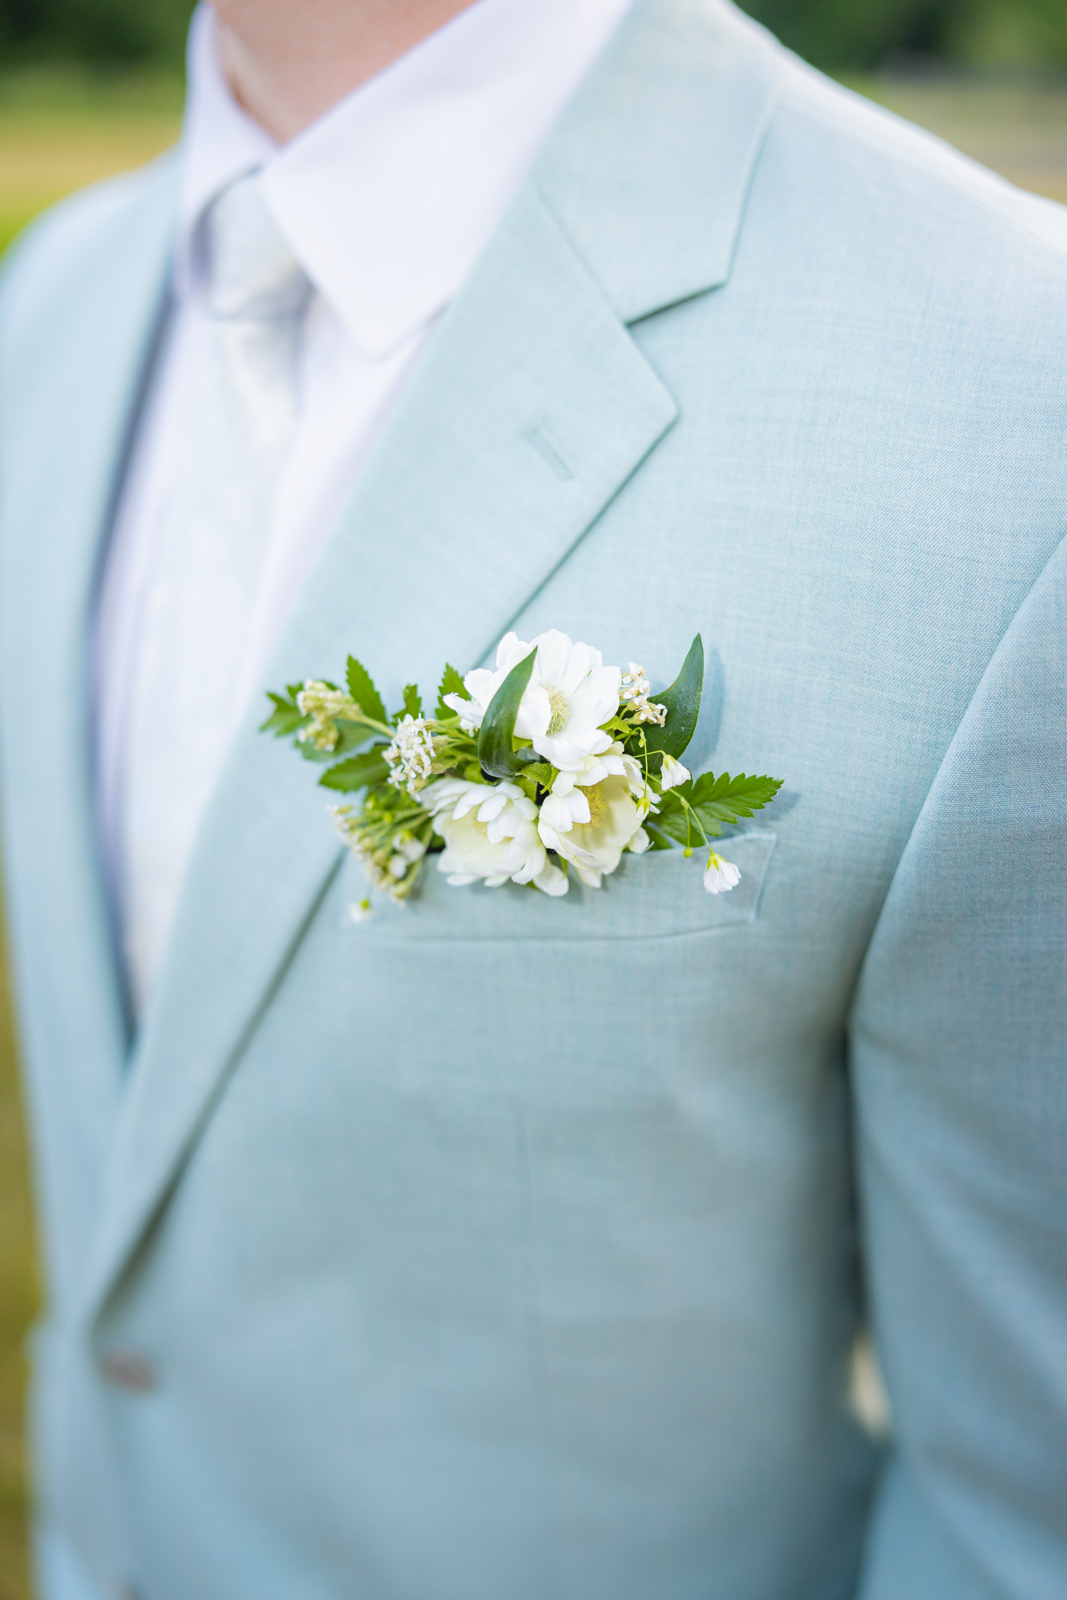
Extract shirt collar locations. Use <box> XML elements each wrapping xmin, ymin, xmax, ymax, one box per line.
<box><xmin>177</xmin><ymin>0</ymin><xmax>634</xmax><ymax>359</ymax></box>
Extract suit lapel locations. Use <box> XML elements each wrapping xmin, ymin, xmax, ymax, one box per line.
<box><xmin>81</xmin><ymin>0</ymin><xmax>785</xmax><ymax>1322</ymax></box>
<box><xmin>0</xmin><ymin>159</ymin><xmax>176</xmax><ymax>1293</ymax></box>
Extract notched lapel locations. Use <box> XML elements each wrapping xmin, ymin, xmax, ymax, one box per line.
<box><xmin>83</xmin><ymin>184</ymin><xmax>678</xmax><ymax>1323</ymax></box>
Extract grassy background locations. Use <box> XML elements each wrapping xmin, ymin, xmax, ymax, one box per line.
<box><xmin>0</xmin><ymin>68</ymin><xmax>182</xmax><ymax>257</ymax></box>
<box><xmin>0</xmin><ymin>911</ymin><xmax>33</xmax><ymax>1600</ymax></box>
<box><xmin>1</xmin><ymin>63</ymin><xmax>1067</xmax><ymax>1600</ymax></box>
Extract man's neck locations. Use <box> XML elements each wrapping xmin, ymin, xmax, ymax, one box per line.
<box><xmin>212</xmin><ymin>0</ymin><xmax>481</xmax><ymax>143</ymax></box>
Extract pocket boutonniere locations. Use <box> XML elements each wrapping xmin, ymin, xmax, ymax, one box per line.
<box><xmin>263</xmin><ymin>630</ymin><xmax>782</xmax><ymax>916</ymax></box>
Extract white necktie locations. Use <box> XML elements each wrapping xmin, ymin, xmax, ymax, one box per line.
<box><xmin>122</xmin><ymin>172</ymin><xmax>311</xmax><ymax>1016</ymax></box>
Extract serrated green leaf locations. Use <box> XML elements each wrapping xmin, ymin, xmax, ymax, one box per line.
<box><xmin>318</xmin><ymin>749</ymin><xmax>391</xmax><ymax>792</ymax></box>
<box><xmin>478</xmin><ymin>649</ymin><xmax>541</xmax><ymax>780</ymax></box>
<box><xmin>653</xmin><ymin>806</ymin><xmax>723</xmax><ymax>846</ymax></box>
<box><xmin>524</xmin><ymin>762</ymin><xmax>555</xmax><ymax>788</ymax></box>
<box><xmin>436</xmin><ymin>663</ymin><xmax>469</xmax><ymax>719</ymax></box>
<box><xmin>633</xmin><ymin>635</ymin><xmax>704</xmax><ymax>760</ymax></box>
<box><xmin>398</xmin><ymin>683</ymin><xmax>422</xmax><ymax>722</ymax></box>
<box><xmin>642</xmin><ymin>820</ymin><xmax>675</xmax><ymax>851</ymax></box>
<box><xmin>652</xmin><ymin>809</ymin><xmax>695</xmax><ymax>846</ymax></box>
<box><xmin>688</xmin><ymin>771</ymin><xmax>783</xmax><ymax>823</ymax></box>
<box><xmin>345</xmin><ymin>656</ymin><xmax>387</xmax><ymax>726</ymax></box>
<box><xmin>260</xmin><ymin>691</ymin><xmax>306</xmax><ymax>738</ymax></box>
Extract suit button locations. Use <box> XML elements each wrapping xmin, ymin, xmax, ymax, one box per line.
<box><xmin>99</xmin><ymin>1348</ymin><xmax>158</xmax><ymax>1393</ymax></box>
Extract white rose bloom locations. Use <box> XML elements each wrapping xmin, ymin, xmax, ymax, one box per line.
<box><xmin>444</xmin><ymin>629</ymin><xmax>621</xmax><ymax>773</ymax></box>
<box><xmin>659</xmin><ymin>753</ymin><xmax>691</xmax><ymax>791</ymax></box>
<box><xmin>703</xmin><ymin>852</ymin><xmax>741</xmax><ymax>894</ymax></box>
<box><xmin>423</xmin><ymin>778</ymin><xmax>568</xmax><ymax>894</ymax></box>
<box><xmin>537</xmin><ymin>762</ymin><xmax>646</xmax><ymax>888</ymax></box>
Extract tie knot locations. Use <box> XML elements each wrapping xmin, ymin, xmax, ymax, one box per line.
<box><xmin>204</xmin><ymin>172</ymin><xmax>310</xmax><ymax>321</ymax></box>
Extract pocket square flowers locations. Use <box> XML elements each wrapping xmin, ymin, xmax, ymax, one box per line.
<box><xmin>263</xmin><ymin>630</ymin><xmax>783</xmax><ymax>911</ymax></box>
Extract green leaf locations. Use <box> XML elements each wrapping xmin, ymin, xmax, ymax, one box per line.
<box><xmin>477</xmin><ymin>648</ymin><xmax>541</xmax><ymax>780</ymax></box>
<box><xmin>524</xmin><ymin>762</ymin><xmax>555</xmax><ymax>789</ymax></box>
<box><xmin>633</xmin><ymin>635</ymin><xmax>704</xmax><ymax>760</ymax></box>
<box><xmin>436</xmin><ymin>663</ymin><xmax>469</xmax><ymax>719</ymax></box>
<box><xmin>261</xmin><ymin>690</ymin><xmax>306</xmax><ymax>738</ymax></box>
<box><xmin>684</xmin><ymin>807</ymin><xmax>724</xmax><ymax>840</ymax></box>
<box><xmin>345</xmin><ymin>656</ymin><xmax>387</xmax><ymax>726</ymax></box>
<box><xmin>318</xmin><ymin>749</ymin><xmax>391</xmax><ymax>792</ymax></box>
<box><xmin>642</xmin><ymin>820</ymin><xmax>675</xmax><ymax>851</ymax></box>
<box><xmin>652</xmin><ymin>809</ymin><xmax>699</xmax><ymax>846</ymax></box>
<box><xmin>653</xmin><ymin>786</ymin><xmax>686</xmax><ymax>815</ymax></box>
<box><xmin>398</xmin><ymin>683</ymin><xmax>422</xmax><ymax>722</ymax></box>
<box><xmin>688</xmin><ymin>771</ymin><xmax>783</xmax><ymax>824</ymax></box>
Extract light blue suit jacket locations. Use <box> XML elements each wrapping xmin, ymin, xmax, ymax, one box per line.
<box><xmin>1</xmin><ymin>2</ymin><xmax>1065</xmax><ymax>1596</ymax></box>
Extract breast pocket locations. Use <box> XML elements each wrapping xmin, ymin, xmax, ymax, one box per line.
<box><xmin>341</xmin><ymin>830</ymin><xmax>777</xmax><ymax>944</ymax></box>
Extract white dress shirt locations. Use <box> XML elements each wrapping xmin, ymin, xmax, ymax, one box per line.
<box><xmin>93</xmin><ymin>0</ymin><xmax>633</xmax><ymax>1009</ymax></box>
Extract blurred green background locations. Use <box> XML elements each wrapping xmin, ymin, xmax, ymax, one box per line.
<box><xmin>3</xmin><ymin>1</ymin><xmax>1067</xmax><ymax>1596</ymax></box>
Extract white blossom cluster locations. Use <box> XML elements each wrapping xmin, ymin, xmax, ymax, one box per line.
<box><xmin>384</xmin><ymin>715</ymin><xmax>442</xmax><ymax>795</ymax></box>
<box><xmin>619</xmin><ymin>663</ymin><xmax>667</xmax><ymax>726</ymax></box>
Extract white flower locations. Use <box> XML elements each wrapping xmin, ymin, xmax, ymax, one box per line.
<box><xmin>703</xmin><ymin>852</ymin><xmax>741</xmax><ymax>894</ymax></box>
<box><xmin>442</xmin><ymin>632</ymin><xmax>535</xmax><ymax>730</ymax></box>
<box><xmin>445</xmin><ymin>629</ymin><xmax>621</xmax><ymax>772</ymax></box>
<box><xmin>537</xmin><ymin>758</ymin><xmax>646</xmax><ymax>888</ymax></box>
<box><xmin>385</xmin><ymin>715</ymin><xmax>440</xmax><ymax>794</ymax></box>
<box><xmin>619</xmin><ymin>663</ymin><xmax>666</xmax><ymax>726</ymax></box>
<box><xmin>539</xmin><ymin>745</ymin><xmax>646</xmax><ymax>836</ymax></box>
<box><xmin>347</xmin><ymin>898</ymin><xmax>374</xmax><ymax>924</ymax></box>
<box><xmin>520</xmin><ymin>630</ymin><xmax>621</xmax><ymax>771</ymax></box>
<box><xmin>659</xmin><ymin>753</ymin><xmax>690</xmax><ymax>791</ymax></box>
<box><xmin>423</xmin><ymin>778</ymin><xmax>568</xmax><ymax>895</ymax></box>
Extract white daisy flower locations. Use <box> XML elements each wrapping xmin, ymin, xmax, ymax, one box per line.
<box><xmin>521</xmin><ymin>629</ymin><xmax>621</xmax><ymax>771</ymax></box>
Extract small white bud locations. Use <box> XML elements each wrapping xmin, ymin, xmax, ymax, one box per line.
<box><xmin>659</xmin><ymin>754</ymin><xmax>691</xmax><ymax>791</ymax></box>
<box><xmin>703</xmin><ymin>853</ymin><xmax>741</xmax><ymax>894</ymax></box>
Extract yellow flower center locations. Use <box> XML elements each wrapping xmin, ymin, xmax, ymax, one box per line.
<box><xmin>584</xmin><ymin>783</ymin><xmax>606</xmax><ymax>826</ymax></box>
<box><xmin>546</xmin><ymin>685</ymin><xmax>570</xmax><ymax>736</ymax></box>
